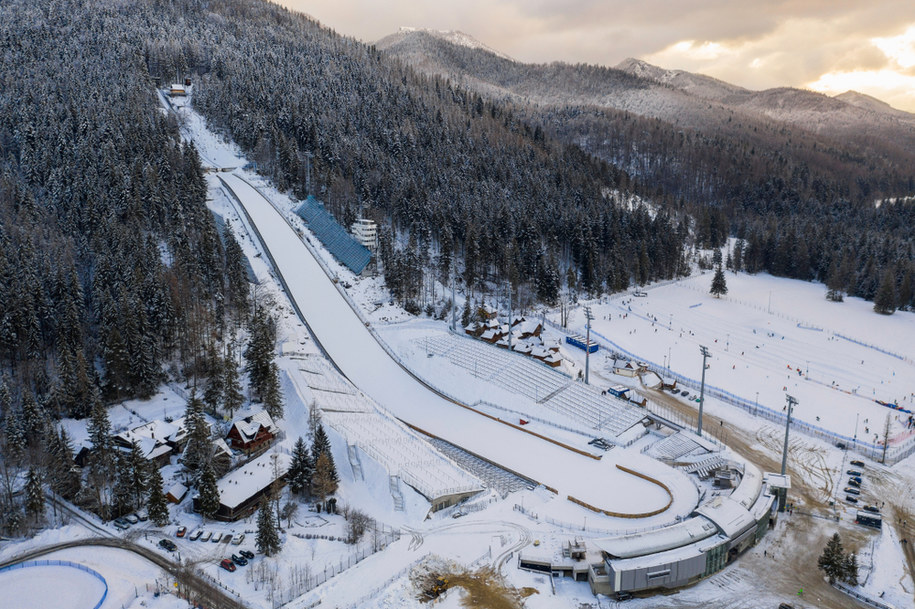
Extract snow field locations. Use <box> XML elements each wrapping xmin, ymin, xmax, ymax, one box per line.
<box><xmin>556</xmin><ymin>272</ymin><xmax>915</xmax><ymax>445</ymax></box>
<box><xmin>1</xmin><ymin>562</ymin><xmax>106</xmax><ymax>609</ymax></box>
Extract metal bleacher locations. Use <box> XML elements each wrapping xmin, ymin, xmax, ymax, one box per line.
<box><xmin>428</xmin><ymin>437</ymin><xmax>535</xmax><ymax>498</ymax></box>
<box><xmin>295</xmin><ymin>195</ymin><xmax>371</xmax><ymax>275</ymax></box>
<box><xmin>682</xmin><ymin>456</ymin><xmax>726</xmax><ymax>480</ymax></box>
<box><xmin>322</xmin><ymin>409</ymin><xmax>481</xmax><ymax>501</ymax></box>
<box><xmin>419</xmin><ymin>332</ymin><xmax>646</xmax><ymax>439</ymax></box>
<box><xmin>645</xmin><ymin>431</ymin><xmax>706</xmax><ymax>461</ymax></box>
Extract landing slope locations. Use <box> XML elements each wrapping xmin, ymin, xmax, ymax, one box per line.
<box><xmin>218</xmin><ymin>172</ymin><xmax>695</xmax><ymax>521</ymax></box>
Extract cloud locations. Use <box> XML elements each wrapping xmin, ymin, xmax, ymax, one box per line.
<box><xmin>279</xmin><ymin>0</ymin><xmax>915</xmax><ymax>111</ymax></box>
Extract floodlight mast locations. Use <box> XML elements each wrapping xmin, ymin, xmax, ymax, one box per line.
<box><xmin>781</xmin><ymin>395</ymin><xmax>797</xmax><ymax>476</ymax></box>
<box><xmin>778</xmin><ymin>394</ymin><xmax>798</xmax><ymax>512</ymax></box>
<box><xmin>584</xmin><ymin>306</ymin><xmax>594</xmax><ymax>385</ymax></box>
<box><xmin>697</xmin><ymin>346</ymin><xmax>711</xmax><ymax>436</ymax></box>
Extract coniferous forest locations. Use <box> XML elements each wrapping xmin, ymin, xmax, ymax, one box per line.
<box><xmin>0</xmin><ymin>0</ymin><xmax>913</xmax><ymax>531</ymax></box>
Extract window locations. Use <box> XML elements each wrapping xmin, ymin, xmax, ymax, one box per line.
<box><xmin>646</xmin><ymin>569</ymin><xmax>671</xmax><ymax>580</ymax></box>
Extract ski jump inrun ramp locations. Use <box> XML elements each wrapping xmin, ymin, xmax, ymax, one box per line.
<box><xmin>217</xmin><ymin>172</ymin><xmax>690</xmax><ymax>519</ymax></box>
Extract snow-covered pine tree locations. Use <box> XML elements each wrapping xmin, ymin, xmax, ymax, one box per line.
<box><xmin>147</xmin><ymin>467</ymin><xmax>169</xmax><ymax>527</ymax></box>
<box><xmin>710</xmin><ymin>264</ymin><xmax>728</xmax><ymax>298</ymax></box>
<box><xmin>197</xmin><ymin>462</ymin><xmax>221</xmax><ymax>520</ymax></box>
<box><xmin>128</xmin><ymin>441</ymin><xmax>149</xmax><ymax>509</ymax></box>
<box><xmin>842</xmin><ymin>552</ymin><xmax>859</xmax><ymax>586</ymax></box>
<box><xmin>25</xmin><ymin>467</ymin><xmax>45</xmax><ymax>524</ymax></box>
<box><xmin>874</xmin><ymin>269</ymin><xmax>897</xmax><ymax>315</ymax></box>
<box><xmin>256</xmin><ymin>499</ymin><xmax>281</xmax><ymax>556</ymax></box>
<box><xmin>287</xmin><ymin>437</ymin><xmax>314</xmax><ymax>496</ymax></box>
<box><xmin>817</xmin><ymin>532</ymin><xmax>845</xmax><ymax>584</ymax></box>
<box><xmin>203</xmin><ymin>355</ymin><xmax>226</xmax><ymax>415</ymax></box>
<box><xmin>223</xmin><ymin>345</ymin><xmax>244</xmax><ymax>418</ymax></box>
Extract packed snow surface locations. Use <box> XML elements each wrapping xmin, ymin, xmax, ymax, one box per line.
<box><xmin>220</xmin><ymin>172</ymin><xmax>692</xmax><ymax>519</ymax></box>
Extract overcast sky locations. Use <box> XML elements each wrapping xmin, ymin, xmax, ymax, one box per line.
<box><xmin>279</xmin><ymin>0</ymin><xmax>915</xmax><ymax>111</ymax></box>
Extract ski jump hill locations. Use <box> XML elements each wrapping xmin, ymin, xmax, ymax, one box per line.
<box><xmin>217</xmin><ymin>172</ymin><xmax>697</xmax><ymax>521</ymax></box>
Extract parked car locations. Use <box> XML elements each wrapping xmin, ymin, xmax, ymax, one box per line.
<box><xmin>846</xmin><ymin>469</ymin><xmax>862</xmax><ymax>476</ymax></box>
<box><xmin>848</xmin><ymin>477</ymin><xmax>861</xmax><ymax>486</ymax></box>
<box><xmin>844</xmin><ymin>487</ymin><xmax>860</xmax><ymax>495</ymax></box>
<box><xmin>845</xmin><ymin>495</ymin><xmax>858</xmax><ymax>504</ymax></box>
<box><xmin>231</xmin><ymin>553</ymin><xmax>248</xmax><ymax>566</ymax></box>
<box><xmin>849</xmin><ymin>460</ymin><xmax>865</xmax><ymax>468</ymax></box>
<box><xmin>680</xmin><ymin>390</ymin><xmax>690</xmax><ymax>396</ymax></box>
<box><xmin>239</xmin><ymin>549</ymin><xmax>254</xmax><ymax>560</ymax></box>
<box><xmin>863</xmin><ymin>505</ymin><xmax>881</xmax><ymax>514</ymax></box>
<box><xmin>159</xmin><ymin>539</ymin><xmax>177</xmax><ymax>552</ymax></box>
<box><xmin>219</xmin><ymin>558</ymin><xmax>236</xmax><ymax>572</ymax></box>
<box><xmin>778</xmin><ymin>604</ymin><xmax>794</xmax><ymax>609</ymax></box>
<box><xmin>231</xmin><ymin>533</ymin><xmax>245</xmax><ymax>545</ymax></box>
<box><xmin>451</xmin><ymin>511</ymin><xmax>465</xmax><ymax>519</ymax></box>
<box><xmin>136</xmin><ymin>511</ymin><xmax>148</xmax><ymax>522</ymax></box>
<box><xmin>124</xmin><ymin>513</ymin><xmax>140</xmax><ymax>524</ymax></box>
<box><xmin>176</xmin><ymin>526</ymin><xmax>187</xmax><ymax>538</ymax></box>
<box><xmin>211</xmin><ymin>532</ymin><xmax>223</xmax><ymax>543</ymax></box>
<box><xmin>113</xmin><ymin>518</ymin><xmax>130</xmax><ymax>530</ymax></box>
<box><xmin>200</xmin><ymin>531</ymin><xmax>212</xmax><ymax>542</ymax></box>
<box><xmin>189</xmin><ymin>529</ymin><xmax>203</xmax><ymax>541</ymax></box>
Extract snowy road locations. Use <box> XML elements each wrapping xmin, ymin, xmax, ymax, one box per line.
<box><xmin>218</xmin><ymin>172</ymin><xmax>695</xmax><ymax>519</ymax></box>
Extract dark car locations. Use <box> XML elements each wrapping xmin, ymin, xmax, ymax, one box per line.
<box><xmin>845</xmin><ymin>495</ymin><xmax>858</xmax><ymax>503</ymax></box>
<box><xmin>176</xmin><ymin>526</ymin><xmax>187</xmax><ymax>538</ymax></box>
<box><xmin>231</xmin><ymin>553</ymin><xmax>248</xmax><ymax>566</ymax></box>
<box><xmin>844</xmin><ymin>487</ymin><xmax>860</xmax><ymax>495</ymax></box>
<box><xmin>848</xmin><ymin>478</ymin><xmax>861</xmax><ymax>487</ymax></box>
<box><xmin>778</xmin><ymin>604</ymin><xmax>794</xmax><ymax>609</ymax></box>
<box><xmin>158</xmin><ymin>539</ymin><xmax>177</xmax><ymax>552</ymax></box>
<box><xmin>850</xmin><ymin>460</ymin><xmax>865</xmax><ymax>468</ymax></box>
<box><xmin>846</xmin><ymin>469</ymin><xmax>862</xmax><ymax>476</ymax></box>
<box><xmin>239</xmin><ymin>549</ymin><xmax>254</xmax><ymax>560</ymax></box>
<box><xmin>680</xmin><ymin>390</ymin><xmax>690</xmax><ymax>396</ymax></box>
<box><xmin>863</xmin><ymin>505</ymin><xmax>881</xmax><ymax>513</ymax></box>
<box><xmin>220</xmin><ymin>558</ymin><xmax>236</xmax><ymax>572</ymax></box>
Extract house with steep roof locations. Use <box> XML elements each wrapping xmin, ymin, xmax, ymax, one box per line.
<box><xmin>226</xmin><ymin>410</ymin><xmax>279</xmax><ymax>456</ymax></box>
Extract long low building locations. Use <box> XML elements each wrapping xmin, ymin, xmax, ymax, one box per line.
<box><xmin>587</xmin><ymin>460</ymin><xmax>777</xmax><ymax>596</ymax></box>
<box><xmin>194</xmin><ymin>451</ymin><xmax>292</xmax><ymax>521</ymax></box>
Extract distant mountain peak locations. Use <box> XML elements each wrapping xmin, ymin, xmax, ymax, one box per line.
<box><xmin>615</xmin><ymin>57</ymin><xmax>747</xmax><ymax>99</ymax></box>
<box><xmin>834</xmin><ymin>90</ymin><xmax>912</xmax><ymax>118</ymax></box>
<box><xmin>377</xmin><ymin>27</ymin><xmax>514</xmax><ymax>61</ymax></box>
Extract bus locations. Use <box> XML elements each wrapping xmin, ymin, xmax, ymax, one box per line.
<box><xmin>855</xmin><ymin>510</ymin><xmax>882</xmax><ymax>530</ymax></box>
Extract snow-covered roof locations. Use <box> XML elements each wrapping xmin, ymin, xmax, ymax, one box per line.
<box><xmin>213</xmin><ymin>438</ymin><xmax>232</xmax><ymax>458</ymax></box>
<box><xmin>694</xmin><ymin>496</ymin><xmax>757</xmax><ymax>538</ymax></box>
<box><xmin>728</xmin><ymin>460</ymin><xmax>763</xmax><ymax>510</ymax></box>
<box><xmin>607</xmin><ymin>533</ymin><xmax>729</xmax><ymax>571</ymax></box>
<box><xmin>594</xmin><ymin>516</ymin><xmax>718</xmax><ymax>559</ymax></box>
<box><xmin>230</xmin><ymin>410</ymin><xmax>279</xmax><ymax>442</ymax></box>
<box><xmin>216</xmin><ymin>452</ymin><xmax>291</xmax><ymax>510</ymax></box>
<box><xmin>518</xmin><ymin>319</ymin><xmax>541</xmax><ymax>334</ymax></box>
<box><xmin>115</xmin><ymin>418</ymin><xmax>186</xmax><ymax>446</ymax></box>
<box><xmin>166</xmin><ymin>482</ymin><xmax>188</xmax><ymax>500</ymax></box>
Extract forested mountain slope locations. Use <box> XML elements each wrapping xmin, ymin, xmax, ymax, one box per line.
<box><xmin>138</xmin><ymin>0</ymin><xmax>686</xmax><ymax>303</ymax></box>
<box><xmin>0</xmin><ymin>0</ymin><xmax>685</xmax><ymax>426</ymax></box>
<box><xmin>0</xmin><ymin>0</ymin><xmax>250</xmax><ymax>422</ymax></box>
<box><xmin>379</xmin><ymin>29</ymin><xmax>915</xmax><ymax>309</ymax></box>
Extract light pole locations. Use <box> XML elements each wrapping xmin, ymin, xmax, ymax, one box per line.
<box><xmin>779</xmin><ymin>394</ymin><xmax>798</xmax><ymax>511</ymax></box>
<box><xmin>584</xmin><ymin>306</ymin><xmax>594</xmax><ymax>385</ymax></box>
<box><xmin>755</xmin><ymin>391</ymin><xmax>759</xmax><ymax>416</ymax></box>
<box><xmin>697</xmin><ymin>346</ymin><xmax>711</xmax><ymax>436</ymax></box>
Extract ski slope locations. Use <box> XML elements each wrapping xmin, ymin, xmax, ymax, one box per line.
<box><xmin>218</xmin><ymin>172</ymin><xmax>696</xmax><ymax>521</ymax></box>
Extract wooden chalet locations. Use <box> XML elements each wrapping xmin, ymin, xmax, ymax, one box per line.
<box><xmin>226</xmin><ymin>410</ymin><xmax>279</xmax><ymax>455</ymax></box>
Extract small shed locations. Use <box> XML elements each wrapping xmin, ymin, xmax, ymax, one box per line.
<box><xmin>166</xmin><ymin>482</ymin><xmax>188</xmax><ymax>504</ymax></box>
